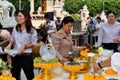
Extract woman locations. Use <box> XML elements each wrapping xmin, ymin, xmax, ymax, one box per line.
<box><xmin>95</xmin><ymin>11</ymin><xmax>120</xmax><ymax>52</ymax></box>
<box><xmin>5</xmin><ymin>10</ymin><xmax>37</xmax><ymax>80</ymax></box>
<box><xmin>52</xmin><ymin>16</ymin><xmax>86</xmax><ymax>62</ymax></box>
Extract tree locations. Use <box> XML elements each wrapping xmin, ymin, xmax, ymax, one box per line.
<box><xmin>8</xmin><ymin>0</ymin><xmax>41</xmax><ymax>12</ymax></box>
<box><xmin>64</xmin><ymin>0</ymin><xmax>120</xmax><ymax>18</ymax></box>
<box><xmin>104</xmin><ymin>0</ymin><xmax>120</xmax><ymax>18</ymax></box>
<box><xmin>64</xmin><ymin>0</ymin><xmax>85</xmax><ymax>14</ymax></box>
<box><xmin>85</xmin><ymin>0</ymin><xmax>102</xmax><ymax>16</ymax></box>
<box><xmin>8</xmin><ymin>0</ymin><xmax>120</xmax><ymax>17</ymax></box>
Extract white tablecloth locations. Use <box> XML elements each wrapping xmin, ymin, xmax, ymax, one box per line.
<box><xmin>51</xmin><ymin>66</ymin><xmax>120</xmax><ymax>80</ymax></box>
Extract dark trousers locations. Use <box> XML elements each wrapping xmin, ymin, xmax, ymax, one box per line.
<box><xmin>11</xmin><ymin>55</ymin><xmax>34</xmax><ymax>80</ymax></box>
<box><xmin>102</xmin><ymin>43</ymin><xmax>118</xmax><ymax>52</ymax></box>
<box><xmin>88</xmin><ymin>33</ymin><xmax>95</xmax><ymax>45</ymax></box>
<box><xmin>0</xmin><ymin>54</ymin><xmax>7</xmax><ymax>62</ymax></box>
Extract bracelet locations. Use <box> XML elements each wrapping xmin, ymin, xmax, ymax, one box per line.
<box><xmin>98</xmin><ymin>62</ymin><xmax>103</xmax><ymax>68</ymax></box>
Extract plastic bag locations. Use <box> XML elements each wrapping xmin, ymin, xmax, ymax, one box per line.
<box><xmin>0</xmin><ymin>47</ymin><xmax>3</xmax><ymax>53</ymax></box>
<box><xmin>4</xmin><ymin>49</ymin><xmax>18</xmax><ymax>57</ymax></box>
<box><xmin>39</xmin><ymin>44</ymin><xmax>56</xmax><ymax>61</ymax></box>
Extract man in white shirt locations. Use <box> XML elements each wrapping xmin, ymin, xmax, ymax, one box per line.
<box><xmin>44</xmin><ymin>13</ymin><xmax>57</xmax><ymax>35</ymax></box>
<box><xmin>93</xmin><ymin>16</ymin><xmax>103</xmax><ymax>43</ymax></box>
<box><xmin>43</xmin><ymin>12</ymin><xmax>57</xmax><ymax>44</ymax></box>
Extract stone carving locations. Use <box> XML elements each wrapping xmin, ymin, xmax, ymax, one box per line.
<box><xmin>0</xmin><ymin>0</ymin><xmax>15</xmax><ymax>19</ymax></box>
<box><xmin>0</xmin><ymin>0</ymin><xmax>16</xmax><ymax>28</ymax></box>
<box><xmin>80</xmin><ymin>5</ymin><xmax>89</xmax><ymax>31</ymax></box>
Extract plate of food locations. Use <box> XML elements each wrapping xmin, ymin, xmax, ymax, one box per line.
<box><xmin>65</xmin><ymin>61</ymin><xmax>81</xmax><ymax>66</ymax></box>
<box><xmin>102</xmin><ymin>68</ymin><xmax>119</xmax><ymax>77</ymax></box>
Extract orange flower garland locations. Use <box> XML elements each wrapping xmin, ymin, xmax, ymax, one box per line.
<box><xmin>84</xmin><ymin>73</ymin><xmax>106</xmax><ymax>80</ymax></box>
<box><xmin>80</xmin><ymin>49</ymin><xmax>90</xmax><ymax>57</ymax></box>
<box><xmin>0</xmin><ymin>76</ymin><xmax>16</xmax><ymax>80</ymax></box>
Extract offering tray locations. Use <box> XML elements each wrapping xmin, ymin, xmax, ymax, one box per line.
<box><xmin>76</xmin><ymin>60</ymin><xmax>90</xmax><ymax>73</ymax></box>
<box><xmin>60</xmin><ymin>61</ymin><xmax>87</xmax><ymax>80</ymax></box>
<box><xmin>34</xmin><ymin>62</ymin><xmax>58</xmax><ymax>80</ymax></box>
<box><xmin>33</xmin><ymin>57</ymin><xmax>59</xmax><ymax>80</ymax></box>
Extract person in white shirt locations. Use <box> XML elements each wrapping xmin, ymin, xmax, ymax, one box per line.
<box><xmin>43</xmin><ymin>13</ymin><xmax>57</xmax><ymax>35</ymax></box>
<box><xmin>0</xmin><ymin>24</ymin><xmax>10</xmax><ymax>61</ymax></box>
<box><xmin>5</xmin><ymin>10</ymin><xmax>37</xmax><ymax>80</ymax></box>
<box><xmin>93</xmin><ymin>16</ymin><xmax>103</xmax><ymax>43</ymax></box>
<box><xmin>95</xmin><ymin>11</ymin><xmax>120</xmax><ymax>52</ymax></box>
<box><xmin>43</xmin><ymin>13</ymin><xmax>57</xmax><ymax>44</ymax></box>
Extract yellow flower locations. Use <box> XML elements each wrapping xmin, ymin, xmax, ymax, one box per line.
<box><xmin>98</xmin><ymin>47</ymin><xmax>104</xmax><ymax>53</ymax></box>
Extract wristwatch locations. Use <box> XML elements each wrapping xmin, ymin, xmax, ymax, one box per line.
<box><xmin>98</xmin><ymin>62</ymin><xmax>103</xmax><ymax>68</ymax></box>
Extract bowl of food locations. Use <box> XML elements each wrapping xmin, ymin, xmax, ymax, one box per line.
<box><xmin>103</xmin><ymin>68</ymin><xmax>119</xmax><ymax>77</ymax></box>
<box><xmin>60</xmin><ymin>61</ymin><xmax>86</xmax><ymax>79</ymax></box>
<box><xmin>34</xmin><ymin>57</ymin><xmax>58</xmax><ymax>80</ymax></box>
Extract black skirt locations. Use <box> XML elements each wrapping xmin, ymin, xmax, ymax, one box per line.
<box><xmin>102</xmin><ymin>43</ymin><xmax>118</xmax><ymax>52</ymax></box>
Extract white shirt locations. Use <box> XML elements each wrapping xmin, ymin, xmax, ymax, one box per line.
<box><xmin>11</xmin><ymin>27</ymin><xmax>37</xmax><ymax>53</ymax></box>
<box><xmin>44</xmin><ymin>21</ymin><xmax>56</xmax><ymax>33</ymax></box>
<box><xmin>94</xmin><ymin>22</ymin><xmax>103</xmax><ymax>36</ymax></box>
<box><xmin>95</xmin><ymin>21</ymin><xmax>120</xmax><ymax>47</ymax></box>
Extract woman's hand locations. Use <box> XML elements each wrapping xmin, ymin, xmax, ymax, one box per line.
<box><xmin>18</xmin><ymin>46</ymin><xmax>25</xmax><ymax>55</ymax></box>
<box><xmin>113</xmin><ymin>38</ymin><xmax>120</xmax><ymax>42</ymax></box>
<box><xmin>4</xmin><ymin>44</ymin><xmax>11</xmax><ymax>50</ymax></box>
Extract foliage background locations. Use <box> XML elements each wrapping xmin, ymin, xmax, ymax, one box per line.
<box><xmin>8</xmin><ymin>0</ymin><xmax>120</xmax><ymax>18</ymax></box>
<box><xmin>64</xmin><ymin>0</ymin><xmax>120</xmax><ymax>18</ymax></box>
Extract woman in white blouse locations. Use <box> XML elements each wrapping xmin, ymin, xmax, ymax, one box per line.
<box><xmin>95</xmin><ymin>11</ymin><xmax>120</xmax><ymax>52</ymax></box>
<box><xmin>5</xmin><ymin>10</ymin><xmax>37</xmax><ymax>80</ymax></box>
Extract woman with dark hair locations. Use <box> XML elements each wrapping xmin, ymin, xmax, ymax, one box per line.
<box><xmin>5</xmin><ymin>10</ymin><xmax>37</xmax><ymax>80</ymax></box>
<box><xmin>52</xmin><ymin>16</ymin><xmax>86</xmax><ymax>63</ymax></box>
<box><xmin>95</xmin><ymin>10</ymin><xmax>120</xmax><ymax>52</ymax></box>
